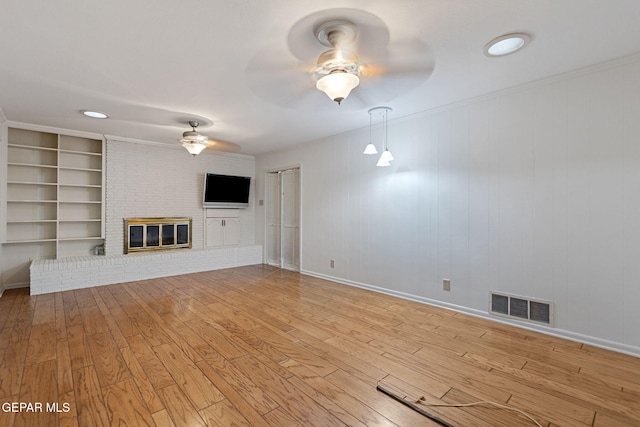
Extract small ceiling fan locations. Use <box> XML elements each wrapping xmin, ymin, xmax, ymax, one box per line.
<box><xmin>178</xmin><ymin>120</ymin><xmax>242</xmax><ymax>155</ymax></box>
<box><xmin>180</xmin><ymin>121</ymin><xmax>209</xmax><ymax>156</ymax></box>
<box><xmin>245</xmin><ymin>8</ymin><xmax>435</xmax><ymax>109</ymax></box>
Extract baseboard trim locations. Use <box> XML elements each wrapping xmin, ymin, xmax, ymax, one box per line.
<box><xmin>0</xmin><ymin>282</ymin><xmax>30</xmax><ymax>298</ymax></box>
<box><xmin>301</xmin><ymin>269</ymin><xmax>640</xmax><ymax>359</ymax></box>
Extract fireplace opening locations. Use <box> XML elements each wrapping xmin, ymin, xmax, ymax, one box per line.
<box><xmin>124</xmin><ymin>217</ymin><xmax>192</xmax><ymax>254</ymax></box>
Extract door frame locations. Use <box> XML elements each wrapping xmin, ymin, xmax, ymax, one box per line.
<box><xmin>263</xmin><ymin>164</ymin><xmax>302</xmax><ymax>271</ymax></box>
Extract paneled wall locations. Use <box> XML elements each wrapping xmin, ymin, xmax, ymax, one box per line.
<box><xmin>105</xmin><ymin>139</ymin><xmax>255</xmax><ymax>255</ymax></box>
<box><xmin>255</xmin><ymin>55</ymin><xmax>640</xmax><ymax>355</ymax></box>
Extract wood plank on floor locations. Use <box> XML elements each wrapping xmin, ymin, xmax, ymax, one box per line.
<box><xmin>102</xmin><ymin>378</ymin><xmax>154</xmax><ymax>426</ymax></box>
<box><xmin>86</xmin><ymin>331</ymin><xmax>131</xmax><ymax>387</ymax></box>
<box><xmin>72</xmin><ymin>365</ymin><xmax>111</xmax><ymax>427</ymax></box>
<box><xmin>156</xmin><ymin>384</ymin><xmax>207</xmax><ymax>427</ymax></box>
<box><xmin>198</xmin><ymin>398</ymin><xmax>253</xmax><ymax>427</ymax></box>
<box><xmin>153</xmin><ymin>341</ymin><xmax>224</xmax><ymax>410</ymax></box>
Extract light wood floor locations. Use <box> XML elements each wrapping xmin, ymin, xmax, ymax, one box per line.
<box><xmin>1</xmin><ymin>265</ymin><xmax>639</xmax><ymax>426</ymax></box>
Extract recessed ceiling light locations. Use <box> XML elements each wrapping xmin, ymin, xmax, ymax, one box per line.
<box><xmin>483</xmin><ymin>33</ymin><xmax>531</xmax><ymax>57</ymax></box>
<box><xmin>82</xmin><ymin>110</ymin><xmax>109</xmax><ymax>119</ymax></box>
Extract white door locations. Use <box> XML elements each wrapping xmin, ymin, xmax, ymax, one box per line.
<box><xmin>265</xmin><ymin>168</ymin><xmax>300</xmax><ymax>270</ymax></box>
<box><xmin>281</xmin><ymin>169</ymin><xmax>300</xmax><ymax>270</ymax></box>
<box><xmin>265</xmin><ymin>172</ymin><xmax>281</xmax><ymax>266</ymax></box>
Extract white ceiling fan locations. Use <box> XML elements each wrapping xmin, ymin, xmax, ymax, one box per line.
<box><xmin>245</xmin><ymin>8</ymin><xmax>436</xmax><ymax>110</ymax></box>
<box><xmin>178</xmin><ymin>120</ymin><xmax>241</xmax><ymax>155</ymax></box>
<box><xmin>180</xmin><ymin>121</ymin><xmax>210</xmax><ymax>156</ymax></box>
<box><xmin>311</xmin><ymin>20</ymin><xmax>362</xmax><ymax>104</ymax></box>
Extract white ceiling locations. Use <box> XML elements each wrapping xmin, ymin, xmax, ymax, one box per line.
<box><xmin>1</xmin><ymin>0</ymin><xmax>640</xmax><ymax>156</ymax></box>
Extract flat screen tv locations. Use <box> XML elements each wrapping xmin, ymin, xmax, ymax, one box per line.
<box><xmin>203</xmin><ymin>173</ymin><xmax>251</xmax><ymax>208</ymax></box>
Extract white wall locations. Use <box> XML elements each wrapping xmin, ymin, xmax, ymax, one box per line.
<box><xmin>105</xmin><ymin>138</ymin><xmax>255</xmax><ymax>254</ymax></box>
<box><xmin>255</xmin><ymin>54</ymin><xmax>640</xmax><ymax>355</ymax></box>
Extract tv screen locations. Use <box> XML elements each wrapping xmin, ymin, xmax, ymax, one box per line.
<box><xmin>203</xmin><ymin>173</ymin><xmax>251</xmax><ymax>208</ymax></box>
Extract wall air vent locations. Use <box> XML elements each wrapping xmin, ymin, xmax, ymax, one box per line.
<box><xmin>489</xmin><ymin>291</ymin><xmax>553</xmax><ymax>326</ymax></box>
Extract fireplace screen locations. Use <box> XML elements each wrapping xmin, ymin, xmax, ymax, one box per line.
<box><xmin>124</xmin><ymin>217</ymin><xmax>192</xmax><ymax>254</ymax></box>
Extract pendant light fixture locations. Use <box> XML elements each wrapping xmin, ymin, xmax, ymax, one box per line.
<box><xmin>364</xmin><ymin>106</ymin><xmax>393</xmax><ymax>167</ymax></box>
<box><xmin>180</xmin><ymin>121</ymin><xmax>209</xmax><ymax>156</ymax></box>
<box><xmin>363</xmin><ymin>108</ymin><xmax>377</xmax><ymax>155</ymax></box>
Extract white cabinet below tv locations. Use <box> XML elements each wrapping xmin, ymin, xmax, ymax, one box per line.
<box><xmin>205</xmin><ymin>209</ymin><xmax>240</xmax><ymax>247</ymax></box>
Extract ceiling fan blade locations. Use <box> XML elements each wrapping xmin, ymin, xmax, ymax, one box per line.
<box><xmin>362</xmin><ymin>38</ymin><xmax>435</xmax><ymax>75</ymax></box>
<box><xmin>245</xmin><ymin>46</ymin><xmax>370</xmax><ymax>110</ymax></box>
<box><xmin>287</xmin><ymin>8</ymin><xmax>389</xmax><ymax>62</ymax></box>
<box><xmin>358</xmin><ymin>37</ymin><xmax>436</xmax><ymax>101</ymax></box>
<box><xmin>246</xmin><ymin>9</ymin><xmax>434</xmax><ymax>111</ymax></box>
<box><xmin>206</xmin><ymin>139</ymin><xmax>242</xmax><ymax>153</ymax></box>
<box><xmin>244</xmin><ymin>48</ymin><xmax>320</xmax><ymax>108</ymax></box>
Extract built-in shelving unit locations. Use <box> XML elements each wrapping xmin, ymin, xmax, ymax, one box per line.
<box><xmin>2</xmin><ymin>126</ymin><xmax>105</xmax><ymax>287</ymax></box>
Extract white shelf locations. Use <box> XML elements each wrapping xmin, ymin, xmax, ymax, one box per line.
<box><xmin>4</xmin><ymin>239</ymin><xmax>58</xmax><ymax>244</ymax></box>
<box><xmin>7</xmin><ymin>162</ymin><xmax>58</xmax><ymax>169</ymax></box>
<box><xmin>59</xmin><ymin>149</ymin><xmax>102</xmax><ymax>156</ymax></box>
<box><xmin>3</xmin><ymin>127</ymin><xmax>105</xmax><ymax>287</ymax></box>
<box><xmin>59</xmin><ymin>183</ymin><xmax>102</xmax><ymax>188</ymax></box>
<box><xmin>58</xmin><ymin>200</ymin><xmax>102</xmax><ymax>204</ymax></box>
<box><xmin>7</xmin><ymin>143</ymin><xmax>58</xmax><ymax>152</ymax></box>
<box><xmin>7</xmin><ymin>220</ymin><xmax>57</xmax><ymax>224</ymax></box>
<box><xmin>58</xmin><ymin>166</ymin><xmax>102</xmax><ymax>172</ymax></box>
<box><xmin>7</xmin><ymin>199</ymin><xmax>57</xmax><ymax>203</ymax></box>
<box><xmin>58</xmin><ymin>237</ymin><xmax>103</xmax><ymax>242</ymax></box>
<box><xmin>7</xmin><ymin>181</ymin><xmax>58</xmax><ymax>186</ymax></box>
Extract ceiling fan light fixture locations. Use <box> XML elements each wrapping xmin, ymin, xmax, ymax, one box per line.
<box><xmin>316</xmin><ymin>48</ymin><xmax>359</xmax><ymax>67</ymax></box>
<box><xmin>483</xmin><ymin>33</ymin><xmax>531</xmax><ymax>57</ymax></box>
<box><xmin>180</xmin><ymin>120</ymin><xmax>209</xmax><ymax>156</ymax></box>
<box><xmin>316</xmin><ymin>71</ymin><xmax>359</xmax><ymax>105</ymax></box>
<box><xmin>312</xmin><ymin>20</ymin><xmax>362</xmax><ymax>105</ymax></box>
<box><xmin>181</xmin><ymin>141</ymin><xmax>208</xmax><ymax>156</ymax></box>
<box><xmin>180</xmin><ymin>131</ymin><xmax>208</xmax><ymax>143</ymax></box>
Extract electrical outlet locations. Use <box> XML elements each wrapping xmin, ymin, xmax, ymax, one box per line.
<box><xmin>330</xmin><ymin>260</ymin><xmax>335</xmax><ymax>268</ymax></box>
<box><xmin>443</xmin><ymin>278</ymin><xmax>451</xmax><ymax>291</ymax></box>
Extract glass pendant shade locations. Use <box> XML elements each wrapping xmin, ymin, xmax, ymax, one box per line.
<box><xmin>181</xmin><ymin>141</ymin><xmax>208</xmax><ymax>156</ymax></box>
<box><xmin>377</xmin><ymin>150</ymin><xmax>393</xmax><ymax>166</ymax></box>
<box><xmin>316</xmin><ymin>72</ymin><xmax>359</xmax><ymax>104</ymax></box>
<box><xmin>379</xmin><ymin>149</ymin><xmax>394</xmax><ymax>162</ymax></box>
<box><xmin>376</xmin><ymin>157</ymin><xmax>391</xmax><ymax>167</ymax></box>
<box><xmin>363</xmin><ymin>142</ymin><xmax>377</xmax><ymax>155</ymax></box>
